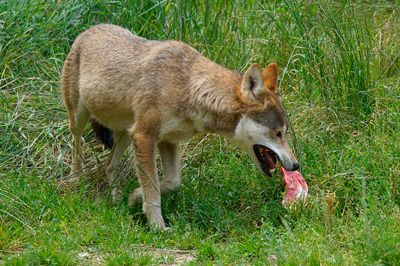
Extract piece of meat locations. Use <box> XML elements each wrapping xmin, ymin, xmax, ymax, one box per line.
<box><xmin>280</xmin><ymin>165</ymin><xmax>308</xmax><ymax>208</ymax></box>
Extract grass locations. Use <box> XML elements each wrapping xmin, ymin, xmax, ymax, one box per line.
<box><xmin>1</xmin><ymin>0</ymin><xmax>400</xmax><ymax>265</ymax></box>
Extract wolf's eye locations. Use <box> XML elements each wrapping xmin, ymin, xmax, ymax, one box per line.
<box><xmin>276</xmin><ymin>131</ymin><xmax>282</xmax><ymax>138</ymax></box>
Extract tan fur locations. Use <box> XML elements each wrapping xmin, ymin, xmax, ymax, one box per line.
<box><xmin>262</xmin><ymin>63</ymin><xmax>279</xmax><ymax>94</ymax></box>
<box><xmin>61</xmin><ymin>24</ymin><xmax>299</xmax><ymax>229</ymax></box>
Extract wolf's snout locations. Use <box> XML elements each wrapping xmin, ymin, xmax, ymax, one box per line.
<box><xmin>282</xmin><ymin>159</ymin><xmax>299</xmax><ymax>171</ymax></box>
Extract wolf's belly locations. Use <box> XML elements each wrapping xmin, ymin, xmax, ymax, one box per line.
<box><xmin>80</xmin><ymin>85</ymin><xmax>136</xmax><ymax>132</ymax></box>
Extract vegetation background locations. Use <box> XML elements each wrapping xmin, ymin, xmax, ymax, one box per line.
<box><xmin>1</xmin><ymin>0</ymin><xmax>400</xmax><ymax>265</ymax></box>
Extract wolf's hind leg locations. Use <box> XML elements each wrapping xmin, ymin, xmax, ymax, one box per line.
<box><xmin>158</xmin><ymin>142</ymin><xmax>181</xmax><ymax>195</ymax></box>
<box><xmin>62</xmin><ymin>45</ymin><xmax>88</xmax><ymax>176</ymax></box>
<box><xmin>106</xmin><ymin>131</ymin><xmax>131</xmax><ymax>201</ymax></box>
<box><xmin>70</xmin><ymin>101</ymin><xmax>90</xmax><ymax>175</ymax></box>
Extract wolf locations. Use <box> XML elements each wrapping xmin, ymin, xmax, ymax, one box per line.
<box><xmin>61</xmin><ymin>24</ymin><xmax>299</xmax><ymax>229</ymax></box>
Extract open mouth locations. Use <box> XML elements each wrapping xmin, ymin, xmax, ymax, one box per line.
<box><xmin>253</xmin><ymin>145</ymin><xmax>278</xmax><ymax>177</ymax></box>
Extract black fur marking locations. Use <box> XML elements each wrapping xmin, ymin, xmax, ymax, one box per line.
<box><xmin>91</xmin><ymin>119</ymin><xmax>113</xmax><ymax>149</ymax></box>
<box><xmin>249</xmin><ymin>76</ymin><xmax>255</xmax><ymax>91</ymax></box>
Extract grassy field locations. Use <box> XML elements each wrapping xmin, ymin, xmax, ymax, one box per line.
<box><xmin>1</xmin><ymin>0</ymin><xmax>400</xmax><ymax>265</ymax></box>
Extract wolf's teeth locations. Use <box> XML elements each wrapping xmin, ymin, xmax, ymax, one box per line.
<box><xmin>258</xmin><ymin>146</ymin><xmax>269</xmax><ymax>153</ymax></box>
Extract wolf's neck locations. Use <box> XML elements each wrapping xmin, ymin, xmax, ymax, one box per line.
<box><xmin>187</xmin><ymin>60</ymin><xmax>245</xmax><ymax>135</ymax></box>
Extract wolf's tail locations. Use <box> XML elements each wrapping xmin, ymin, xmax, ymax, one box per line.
<box><xmin>90</xmin><ymin>119</ymin><xmax>114</xmax><ymax>149</ymax></box>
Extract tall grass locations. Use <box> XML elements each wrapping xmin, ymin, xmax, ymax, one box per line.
<box><xmin>1</xmin><ymin>0</ymin><xmax>400</xmax><ymax>264</ymax></box>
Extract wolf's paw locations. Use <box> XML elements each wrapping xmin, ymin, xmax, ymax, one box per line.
<box><xmin>70</xmin><ymin>170</ymin><xmax>83</xmax><ymax>178</ymax></box>
<box><xmin>150</xmin><ymin>224</ymin><xmax>171</xmax><ymax>232</ymax></box>
<box><xmin>162</xmin><ymin>226</ymin><xmax>172</xmax><ymax>232</ymax></box>
<box><xmin>70</xmin><ymin>161</ymin><xmax>84</xmax><ymax>175</ymax></box>
<box><xmin>128</xmin><ymin>187</ymin><xmax>143</xmax><ymax>206</ymax></box>
<box><xmin>111</xmin><ymin>187</ymin><xmax>122</xmax><ymax>203</ymax></box>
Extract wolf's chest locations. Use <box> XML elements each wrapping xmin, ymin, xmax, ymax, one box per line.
<box><xmin>158</xmin><ymin>116</ymin><xmax>204</xmax><ymax>143</ymax></box>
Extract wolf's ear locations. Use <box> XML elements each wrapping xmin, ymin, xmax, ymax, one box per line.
<box><xmin>241</xmin><ymin>63</ymin><xmax>266</xmax><ymax>103</ymax></box>
<box><xmin>262</xmin><ymin>63</ymin><xmax>278</xmax><ymax>94</ymax></box>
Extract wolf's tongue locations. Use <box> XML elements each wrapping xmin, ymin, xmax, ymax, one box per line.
<box><xmin>279</xmin><ymin>165</ymin><xmax>308</xmax><ymax>207</ymax></box>
<box><xmin>262</xmin><ymin>149</ymin><xmax>277</xmax><ymax>169</ymax></box>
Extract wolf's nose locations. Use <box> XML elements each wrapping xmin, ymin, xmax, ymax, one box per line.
<box><xmin>293</xmin><ymin>162</ymin><xmax>299</xmax><ymax>171</ymax></box>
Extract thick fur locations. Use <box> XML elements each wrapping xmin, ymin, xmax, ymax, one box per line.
<box><xmin>91</xmin><ymin>119</ymin><xmax>113</xmax><ymax>149</ymax></box>
<box><xmin>61</xmin><ymin>24</ymin><xmax>299</xmax><ymax>229</ymax></box>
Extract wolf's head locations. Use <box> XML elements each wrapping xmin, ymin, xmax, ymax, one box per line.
<box><xmin>233</xmin><ymin>63</ymin><xmax>299</xmax><ymax>177</ymax></box>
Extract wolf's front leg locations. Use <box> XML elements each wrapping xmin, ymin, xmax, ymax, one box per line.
<box><xmin>158</xmin><ymin>141</ymin><xmax>181</xmax><ymax>195</ymax></box>
<box><xmin>128</xmin><ymin>131</ymin><xmax>166</xmax><ymax>229</ymax></box>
